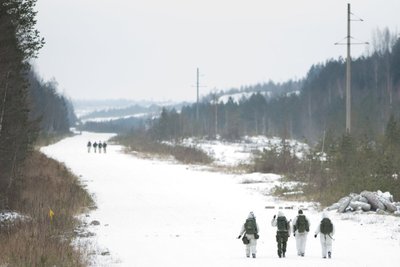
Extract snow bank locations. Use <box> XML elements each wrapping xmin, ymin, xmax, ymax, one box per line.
<box><xmin>0</xmin><ymin>211</ymin><xmax>29</xmax><ymax>225</ymax></box>
<box><xmin>171</xmin><ymin>136</ymin><xmax>308</xmax><ymax>167</ymax></box>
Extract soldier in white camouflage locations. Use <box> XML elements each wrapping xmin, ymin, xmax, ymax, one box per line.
<box><xmin>292</xmin><ymin>209</ymin><xmax>310</xmax><ymax>257</ymax></box>
<box><xmin>237</xmin><ymin>211</ymin><xmax>259</xmax><ymax>258</ymax></box>
<box><xmin>314</xmin><ymin>212</ymin><xmax>335</xmax><ymax>259</ymax></box>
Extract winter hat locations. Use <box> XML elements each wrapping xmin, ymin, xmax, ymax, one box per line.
<box><xmin>298</xmin><ymin>209</ymin><xmax>303</xmax><ymax>214</ymax></box>
<box><xmin>278</xmin><ymin>210</ymin><xmax>284</xmax><ymax>217</ymax></box>
<box><xmin>248</xmin><ymin>211</ymin><xmax>255</xmax><ymax>218</ymax></box>
<box><xmin>322</xmin><ymin>212</ymin><xmax>329</xmax><ymax>219</ymax></box>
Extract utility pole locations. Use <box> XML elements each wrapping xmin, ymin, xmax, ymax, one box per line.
<box><xmin>335</xmin><ymin>3</ymin><xmax>368</xmax><ymax>134</ymax></box>
<box><xmin>346</xmin><ymin>3</ymin><xmax>351</xmax><ymax>133</ymax></box>
<box><xmin>196</xmin><ymin>67</ymin><xmax>199</xmax><ymax>121</ymax></box>
<box><xmin>213</xmin><ymin>93</ymin><xmax>218</xmax><ymax>138</ymax></box>
<box><xmin>193</xmin><ymin>67</ymin><xmax>206</xmax><ymax>136</ymax></box>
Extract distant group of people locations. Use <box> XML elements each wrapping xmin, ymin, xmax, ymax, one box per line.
<box><xmin>87</xmin><ymin>141</ymin><xmax>107</xmax><ymax>153</ymax></box>
<box><xmin>238</xmin><ymin>209</ymin><xmax>334</xmax><ymax>259</ymax></box>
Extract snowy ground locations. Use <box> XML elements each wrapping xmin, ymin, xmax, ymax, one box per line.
<box><xmin>166</xmin><ymin>135</ymin><xmax>308</xmax><ymax>166</ymax></box>
<box><xmin>41</xmin><ymin>132</ymin><xmax>400</xmax><ymax>267</ymax></box>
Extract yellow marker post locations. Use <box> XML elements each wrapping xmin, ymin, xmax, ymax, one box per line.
<box><xmin>49</xmin><ymin>208</ymin><xmax>54</xmax><ymax>222</ymax></box>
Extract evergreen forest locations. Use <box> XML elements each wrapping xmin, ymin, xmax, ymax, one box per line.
<box><xmin>0</xmin><ymin>0</ymin><xmax>74</xmax><ymax>204</ymax></box>
<box><xmin>148</xmin><ymin>31</ymin><xmax>400</xmax><ymax>143</ymax></box>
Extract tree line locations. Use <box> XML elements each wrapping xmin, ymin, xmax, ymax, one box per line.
<box><xmin>0</xmin><ymin>0</ymin><xmax>74</xmax><ymax>202</ymax></box>
<box><xmin>28</xmin><ymin>71</ymin><xmax>76</xmax><ymax>136</ymax></box>
<box><xmin>146</xmin><ymin>29</ymin><xmax>400</xmax><ymax>144</ymax></box>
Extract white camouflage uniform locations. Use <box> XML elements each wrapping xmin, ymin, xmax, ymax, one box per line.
<box><xmin>314</xmin><ymin>212</ymin><xmax>335</xmax><ymax>258</ymax></box>
<box><xmin>239</xmin><ymin>212</ymin><xmax>260</xmax><ymax>258</ymax></box>
<box><xmin>292</xmin><ymin>211</ymin><xmax>311</xmax><ymax>256</ymax></box>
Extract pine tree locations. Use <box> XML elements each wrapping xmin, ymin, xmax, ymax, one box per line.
<box><xmin>0</xmin><ymin>0</ymin><xmax>44</xmax><ymax>198</ymax></box>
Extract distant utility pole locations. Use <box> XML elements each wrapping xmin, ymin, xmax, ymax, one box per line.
<box><xmin>335</xmin><ymin>3</ymin><xmax>368</xmax><ymax>134</ymax></box>
<box><xmin>213</xmin><ymin>93</ymin><xmax>219</xmax><ymax>137</ymax></box>
<box><xmin>196</xmin><ymin>67</ymin><xmax>199</xmax><ymax>121</ymax></box>
<box><xmin>346</xmin><ymin>3</ymin><xmax>351</xmax><ymax>134</ymax></box>
<box><xmin>194</xmin><ymin>67</ymin><xmax>206</xmax><ymax>121</ymax></box>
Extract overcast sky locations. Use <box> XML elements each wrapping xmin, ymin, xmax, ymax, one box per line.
<box><xmin>33</xmin><ymin>0</ymin><xmax>400</xmax><ymax>102</ymax></box>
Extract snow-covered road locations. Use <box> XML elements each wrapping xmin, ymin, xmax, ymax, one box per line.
<box><xmin>41</xmin><ymin>132</ymin><xmax>400</xmax><ymax>267</ymax></box>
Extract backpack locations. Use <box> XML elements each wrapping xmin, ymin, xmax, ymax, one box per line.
<box><xmin>296</xmin><ymin>215</ymin><xmax>309</xmax><ymax>233</ymax></box>
<box><xmin>244</xmin><ymin>218</ymin><xmax>258</xmax><ymax>234</ymax></box>
<box><xmin>277</xmin><ymin>216</ymin><xmax>288</xmax><ymax>231</ymax></box>
<box><xmin>320</xmin><ymin>218</ymin><xmax>333</xmax><ymax>234</ymax></box>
